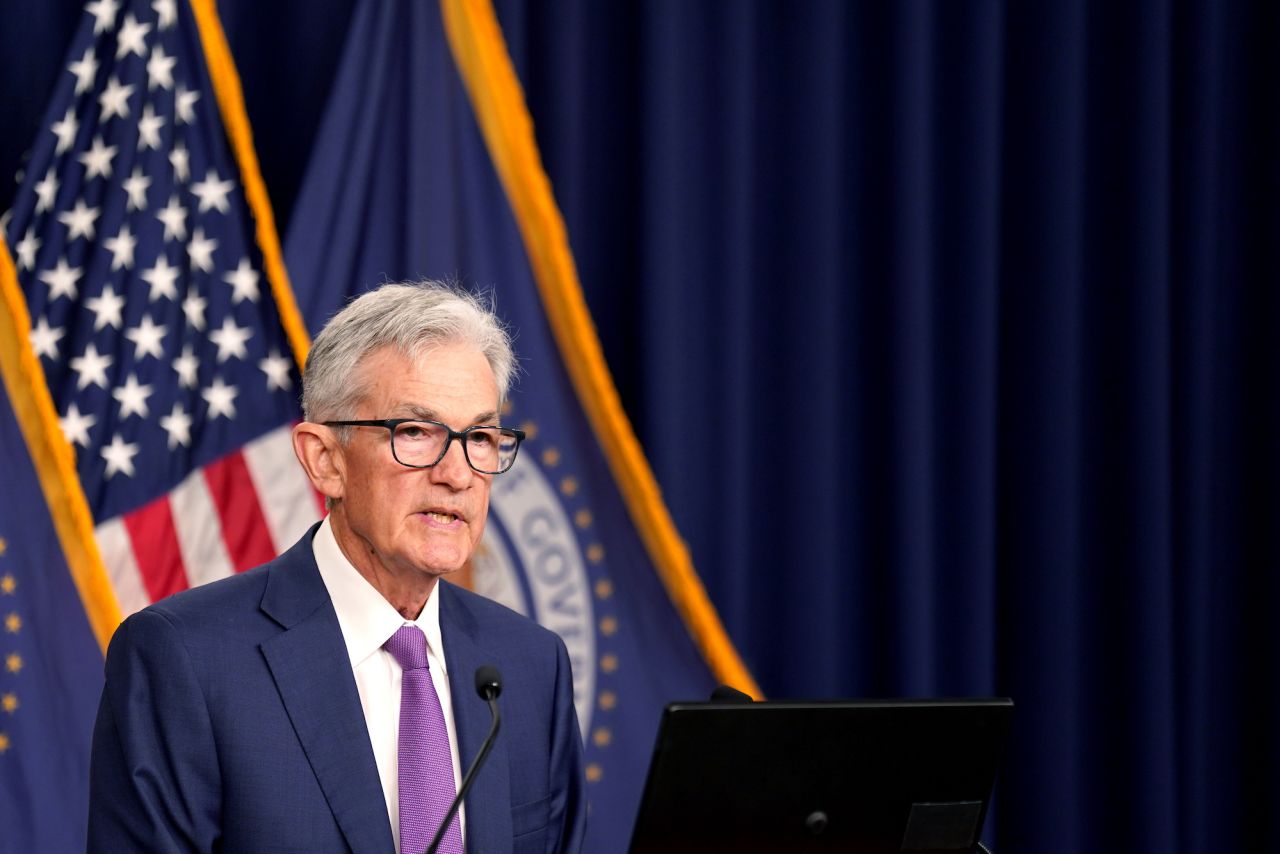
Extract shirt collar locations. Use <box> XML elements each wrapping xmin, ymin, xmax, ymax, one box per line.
<box><xmin>312</xmin><ymin>516</ymin><xmax>445</xmax><ymax>669</ymax></box>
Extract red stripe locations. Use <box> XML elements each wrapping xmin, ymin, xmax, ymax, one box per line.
<box><xmin>204</xmin><ymin>450</ymin><xmax>277</xmax><ymax>573</ymax></box>
<box><xmin>123</xmin><ymin>496</ymin><xmax>189</xmax><ymax>602</ymax></box>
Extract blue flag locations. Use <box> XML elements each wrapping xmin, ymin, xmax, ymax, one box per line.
<box><xmin>283</xmin><ymin>2</ymin><xmax>757</xmax><ymax>849</ymax></box>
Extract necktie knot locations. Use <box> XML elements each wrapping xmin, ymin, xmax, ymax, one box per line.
<box><xmin>384</xmin><ymin>624</ymin><xmax>429</xmax><ymax>672</ymax></box>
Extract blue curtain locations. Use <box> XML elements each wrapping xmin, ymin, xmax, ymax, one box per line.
<box><xmin>2</xmin><ymin>2</ymin><xmax>1276</xmax><ymax>851</ymax></box>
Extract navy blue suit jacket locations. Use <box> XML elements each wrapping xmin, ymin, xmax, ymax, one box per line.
<box><xmin>88</xmin><ymin>526</ymin><xmax>586</xmax><ymax>853</ymax></box>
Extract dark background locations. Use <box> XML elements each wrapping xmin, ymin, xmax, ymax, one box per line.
<box><xmin>4</xmin><ymin>2</ymin><xmax>1278</xmax><ymax>851</ymax></box>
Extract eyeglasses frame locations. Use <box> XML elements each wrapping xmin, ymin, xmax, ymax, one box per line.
<box><xmin>321</xmin><ymin>418</ymin><xmax>526</xmax><ymax>475</ymax></box>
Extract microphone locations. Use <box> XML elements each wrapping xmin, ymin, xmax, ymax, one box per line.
<box><xmin>709</xmin><ymin>684</ymin><xmax>754</xmax><ymax>703</ymax></box>
<box><xmin>425</xmin><ymin>665</ymin><xmax>503</xmax><ymax>854</ymax></box>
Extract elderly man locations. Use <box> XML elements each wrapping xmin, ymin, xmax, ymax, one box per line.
<box><xmin>88</xmin><ymin>282</ymin><xmax>586</xmax><ymax>853</ymax></box>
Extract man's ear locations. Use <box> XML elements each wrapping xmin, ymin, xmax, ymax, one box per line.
<box><xmin>292</xmin><ymin>422</ymin><xmax>345</xmax><ymax>501</ymax></box>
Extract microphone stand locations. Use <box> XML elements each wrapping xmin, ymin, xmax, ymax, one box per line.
<box><xmin>425</xmin><ymin>686</ymin><xmax>501</xmax><ymax>854</ymax></box>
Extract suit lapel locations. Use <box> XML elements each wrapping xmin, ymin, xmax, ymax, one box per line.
<box><xmin>440</xmin><ymin>583</ymin><xmax>512</xmax><ymax>854</ymax></box>
<box><xmin>259</xmin><ymin>532</ymin><xmax>395</xmax><ymax>854</ymax></box>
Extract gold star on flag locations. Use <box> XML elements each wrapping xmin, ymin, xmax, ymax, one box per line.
<box><xmin>1</xmin><ymin>693</ymin><xmax>16</xmax><ymax>714</ymax></box>
<box><xmin>5</xmin><ymin>653</ymin><xmax>21</xmax><ymax>674</ymax></box>
<box><xmin>4</xmin><ymin>614</ymin><xmax>19</xmax><ymax>634</ymax></box>
<box><xmin>0</xmin><ymin>575</ymin><xmax>14</xmax><ymax>595</ymax></box>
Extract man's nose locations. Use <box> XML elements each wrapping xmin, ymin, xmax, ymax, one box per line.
<box><xmin>429</xmin><ymin>436</ymin><xmax>473</xmax><ymax>487</ymax></box>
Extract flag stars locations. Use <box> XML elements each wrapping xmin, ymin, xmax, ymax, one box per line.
<box><xmin>192</xmin><ymin>170</ymin><xmax>235</xmax><ymax>213</ymax></box>
<box><xmin>169</xmin><ymin>141</ymin><xmax>190</xmax><ymax>182</ymax></box>
<box><xmin>29</xmin><ymin>316</ymin><xmax>64</xmax><ymax>361</ymax></box>
<box><xmin>103</xmin><ymin>223</ymin><xmax>137</xmax><ymax>270</ymax></box>
<box><xmin>259</xmin><ymin>350</ymin><xmax>293</xmax><ymax>391</ymax></box>
<box><xmin>101</xmin><ymin>433</ymin><xmax>140</xmax><ymax>478</ymax></box>
<box><xmin>224</xmin><ymin>257</ymin><xmax>259</xmax><ymax>303</ymax></box>
<box><xmin>153</xmin><ymin>0</ymin><xmax>177</xmax><ymax>29</ymax></box>
<box><xmin>14</xmin><ymin>228</ymin><xmax>40</xmax><ymax>271</ymax></box>
<box><xmin>51</xmin><ymin>107</ymin><xmax>79</xmax><ymax>155</ymax></box>
<box><xmin>122</xmin><ymin>165</ymin><xmax>150</xmax><ymax>211</ymax></box>
<box><xmin>4</xmin><ymin>614</ymin><xmax>18</xmax><ymax>634</ymax></box>
<box><xmin>209</xmin><ymin>316</ymin><xmax>251</xmax><ymax>362</ymax></box>
<box><xmin>98</xmin><ymin>75</ymin><xmax>134</xmax><ymax>122</ymax></box>
<box><xmin>115</xmin><ymin>12</ymin><xmax>151</xmax><ymax>59</ymax></box>
<box><xmin>0</xmin><ymin>574</ymin><xmax>12</xmax><ymax>594</ymax></box>
<box><xmin>141</xmin><ymin>255</ymin><xmax>180</xmax><ymax>301</ymax></box>
<box><xmin>5</xmin><ymin>653</ymin><xmax>21</xmax><ymax>674</ymax></box>
<box><xmin>86</xmin><ymin>0</ymin><xmax>120</xmax><ymax>34</ymax></box>
<box><xmin>1</xmin><ymin>693</ymin><xmax>17</xmax><ymax>714</ymax></box>
<box><xmin>181</xmin><ymin>291</ymin><xmax>207</xmax><ymax>331</ymax></box>
<box><xmin>34</xmin><ymin>169</ymin><xmax>58</xmax><ymax>214</ymax></box>
<box><xmin>146</xmin><ymin>44</ymin><xmax>176</xmax><ymax>91</ymax></box>
<box><xmin>159</xmin><ymin>402</ymin><xmax>193</xmax><ymax>448</ymax></box>
<box><xmin>202</xmin><ymin>377</ymin><xmax>238</xmax><ymax>420</ymax></box>
<box><xmin>70</xmin><ymin>343</ymin><xmax>113</xmax><ymax>390</ymax></box>
<box><xmin>124</xmin><ymin>314</ymin><xmax>167</xmax><ymax>360</ymax></box>
<box><xmin>79</xmin><ymin>136</ymin><xmax>118</xmax><ymax>179</ymax></box>
<box><xmin>59</xmin><ymin>402</ymin><xmax>97</xmax><ymax>448</ymax></box>
<box><xmin>175</xmin><ymin>84</ymin><xmax>200</xmax><ymax>125</ymax></box>
<box><xmin>68</xmin><ymin>46</ymin><xmax>99</xmax><ymax>95</ymax></box>
<box><xmin>156</xmin><ymin>194</ymin><xmax>187</xmax><ymax>241</ymax></box>
<box><xmin>172</xmin><ymin>344</ymin><xmax>200</xmax><ymax>388</ymax></box>
<box><xmin>86</xmin><ymin>285</ymin><xmax>126</xmax><ymax>330</ymax></box>
<box><xmin>187</xmin><ymin>227</ymin><xmax>217</xmax><ymax>272</ymax></box>
<box><xmin>58</xmin><ymin>198</ymin><xmax>100</xmax><ymax>241</ymax></box>
<box><xmin>137</xmin><ymin>103</ymin><xmax>165</xmax><ymax>150</ymax></box>
<box><xmin>112</xmin><ymin>374</ymin><xmax>153</xmax><ymax>419</ymax></box>
<box><xmin>38</xmin><ymin>257</ymin><xmax>83</xmax><ymax>301</ymax></box>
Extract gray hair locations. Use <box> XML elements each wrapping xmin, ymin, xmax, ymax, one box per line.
<box><xmin>301</xmin><ymin>281</ymin><xmax>517</xmax><ymax>423</ymax></box>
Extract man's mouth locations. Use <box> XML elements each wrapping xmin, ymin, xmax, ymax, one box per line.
<box><xmin>424</xmin><ymin>510</ymin><xmax>462</xmax><ymax>524</ymax></box>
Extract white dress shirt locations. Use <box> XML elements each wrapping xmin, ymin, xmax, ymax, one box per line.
<box><xmin>311</xmin><ymin>517</ymin><xmax>465</xmax><ymax>852</ymax></box>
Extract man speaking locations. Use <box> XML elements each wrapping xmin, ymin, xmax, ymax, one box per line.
<box><xmin>88</xmin><ymin>282</ymin><xmax>586</xmax><ymax>853</ymax></box>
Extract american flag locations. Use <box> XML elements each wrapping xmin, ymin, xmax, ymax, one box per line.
<box><xmin>3</xmin><ymin>0</ymin><xmax>320</xmax><ymax>618</ymax></box>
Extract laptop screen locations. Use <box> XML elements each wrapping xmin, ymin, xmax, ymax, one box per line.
<box><xmin>629</xmin><ymin>698</ymin><xmax>1012</xmax><ymax>853</ymax></box>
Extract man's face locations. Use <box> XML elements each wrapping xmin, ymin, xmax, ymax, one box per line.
<box><xmin>332</xmin><ymin>343</ymin><xmax>499</xmax><ymax>587</ymax></box>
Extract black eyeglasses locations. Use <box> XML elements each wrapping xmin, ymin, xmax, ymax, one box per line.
<box><xmin>323</xmin><ymin>419</ymin><xmax>526</xmax><ymax>474</ymax></box>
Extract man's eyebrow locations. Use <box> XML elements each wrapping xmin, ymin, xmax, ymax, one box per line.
<box><xmin>395</xmin><ymin>404</ymin><xmax>501</xmax><ymax>426</ymax></box>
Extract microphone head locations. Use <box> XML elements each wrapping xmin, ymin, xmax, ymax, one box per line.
<box><xmin>475</xmin><ymin>665</ymin><xmax>502</xmax><ymax>700</ymax></box>
<box><xmin>710</xmin><ymin>684</ymin><xmax>754</xmax><ymax>703</ymax></box>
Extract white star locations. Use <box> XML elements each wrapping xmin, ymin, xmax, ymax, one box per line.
<box><xmin>187</xmin><ymin>227</ymin><xmax>217</xmax><ymax>272</ymax></box>
<box><xmin>101</xmin><ymin>433</ymin><xmax>140</xmax><ymax>479</ymax></box>
<box><xmin>59</xmin><ymin>402</ymin><xmax>96</xmax><ymax>448</ymax></box>
<box><xmin>124</xmin><ymin>314</ymin><xmax>167</xmax><ymax>360</ymax></box>
<box><xmin>223</xmin><ymin>257</ymin><xmax>259</xmax><ymax>303</ymax></box>
<box><xmin>122</xmin><ymin>165</ymin><xmax>150</xmax><ymax>211</ymax></box>
<box><xmin>169</xmin><ymin>141</ymin><xmax>190</xmax><ymax>182</ymax></box>
<box><xmin>172</xmin><ymin>344</ymin><xmax>199</xmax><ymax>387</ymax></box>
<box><xmin>153</xmin><ymin>0</ymin><xmax>177</xmax><ymax>29</ymax></box>
<box><xmin>202</xmin><ymin>376</ymin><xmax>238</xmax><ymax>420</ymax></box>
<box><xmin>209</xmin><ymin>316</ymin><xmax>251</xmax><ymax>362</ymax></box>
<box><xmin>145</xmin><ymin>44</ymin><xmax>175</xmax><ymax>91</ymax></box>
<box><xmin>14</xmin><ymin>228</ymin><xmax>40</xmax><ymax>271</ymax></box>
<box><xmin>181</xmin><ymin>290</ymin><xmax>207</xmax><ymax>331</ymax></box>
<box><xmin>70</xmin><ymin>342</ymin><xmax>113</xmax><ymax>390</ymax></box>
<box><xmin>137</xmin><ymin>103</ymin><xmax>164</xmax><ymax>150</ymax></box>
<box><xmin>51</xmin><ymin>107</ymin><xmax>78</xmax><ymax>155</ymax></box>
<box><xmin>34</xmin><ymin>169</ymin><xmax>58</xmax><ymax>213</ymax></box>
<box><xmin>78</xmin><ymin>136</ymin><xmax>117</xmax><ymax>180</ymax></box>
<box><xmin>112</xmin><ymin>373</ymin><xmax>153</xmax><ymax>419</ymax></box>
<box><xmin>98</xmin><ymin>75</ymin><xmax>134</xmax><ymax>122</ymax></box>
<box><xmin>58</xmin><ymin>199</ymin><xmax>99</xmax><ymax>241</ymax></box>
<box><xmin>86</xmin><ymin>285</ymin><xmax>126</xmax><ymax>331</ymax></box>
<box><xmin>103</xmin><ymin>223</ymin><xmax>137</xmax><ymax>270</ymax></box>
<box><xmin>175</xmin><ymin>84</ymin><xmax>200</xmax><ymax>125</ymax></box>
<box><xmin>159</xmin><ymin>402</ymin><xmax>192</xmax><ymax>448</ymax></box>
<box><xmin>141</xmin><ymin>255</ymin><xmax>180</xmax><ymax>301</ymax></box>
<box><xmin>38</xmin><ymin>258</ymin><xmax>82</xmax><ymax>301</ymax></box>
<box><xmin>191</xmin><ymin>169</ymin><xmax>234</xmax><ymax>213</ymax></box>
<box><xmin>259</xmin><ymin>350</ymin><xmax>293</xmax><ymax>391</ymax></box>
<box><xmin>115</xmin><ymin>13</ymin><xmax>151</xmax><ymax>59</ymax></box>
<box><xmin>68</xmin><ymin>46</ymin><xmax>98</xmax><ymax>95</ymax></box>
<box><xmin>155</xmin><ymin>194</ymin><xmax>187</xmax><ymax>241</ymax></box>
<box><xmin>85</xmin><ymin>0</ymin><xmax>119</xmax><ymax>34</ymax></box>
<box><xmin>29</xmin><ymin>315</ymin><xmax>64</xmax><ymax>360</ymax></box>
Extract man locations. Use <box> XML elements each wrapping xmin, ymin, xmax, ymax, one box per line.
<box><xmin>88</xmin><ymin>282</ymin><xmax>586</xmax><ymax>853</ymax></box>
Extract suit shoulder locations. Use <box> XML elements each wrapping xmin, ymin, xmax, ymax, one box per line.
<box><xmin>443</xmin><ymin>582</ymin><xmax>564</xmax><ymax>649</ymax></box>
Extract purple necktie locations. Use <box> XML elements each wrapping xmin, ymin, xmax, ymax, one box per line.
<box><xmin>384</xmin><ymin>625</ymin><xmax>463</xmax><ymax>854</ymax></box>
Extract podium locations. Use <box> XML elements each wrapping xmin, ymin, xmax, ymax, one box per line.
<box><xmin>629</xmin><ymin>698</ymin><xmax>1012</xmax><ymax>853</ymax></box>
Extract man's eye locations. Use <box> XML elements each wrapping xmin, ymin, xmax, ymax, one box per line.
<box><xmin>468</xmin><ymin>430</ymin><xmax>496</xmax><ymax>446</ymax></box>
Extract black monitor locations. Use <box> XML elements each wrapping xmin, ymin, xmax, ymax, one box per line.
<box><xmin>629</xmin><ymin>697</ymin><xmax>1012</xmax><ymax>853</ymax></box>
